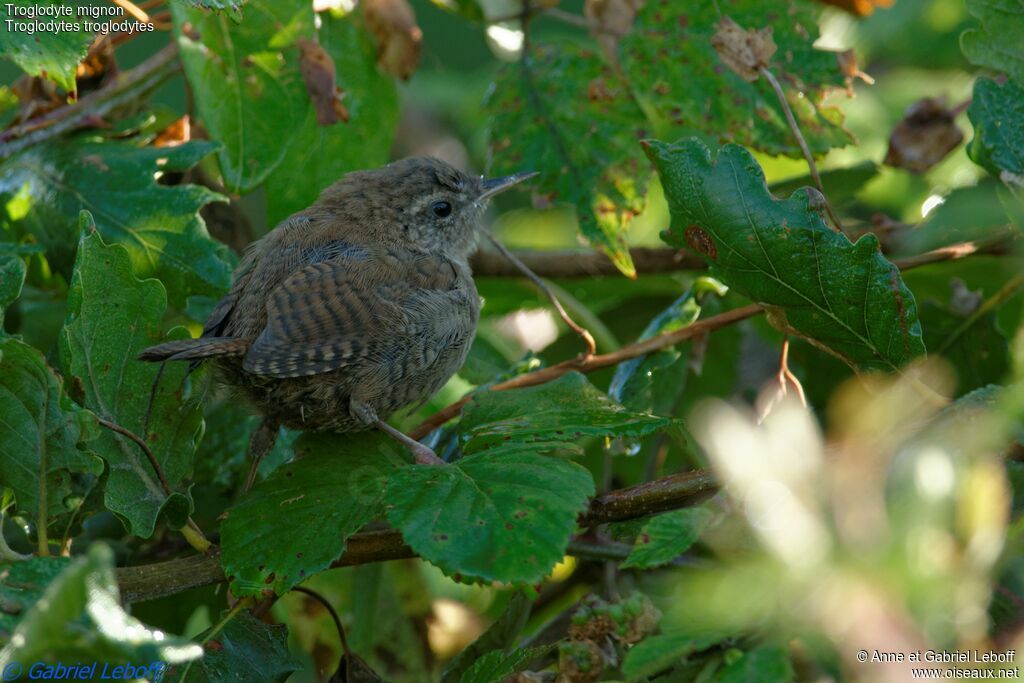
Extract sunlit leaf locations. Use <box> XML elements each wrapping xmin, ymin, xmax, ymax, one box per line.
<box><xmin>59</xmin><ymin>226</ymin><xmax>204</xmax><ymax>537</ymax></box>
<box><xmin>0</xmin><ymin>555</ymin><xmax>70</xmax><ymax>634</ymax></box>
<box><xmin>220</xmin><ymin>432</ymin><xmax>407</xmax><ymax>596</ymax></box>
<box><xmin>649</xmin><ymin>138</ymin><xmax>926</xmax><ymax>372</ymax></box>
<box><xmin>385</xmin><ymin>448</ymin><xmax>594</xmax><ymax>583</ymax></box>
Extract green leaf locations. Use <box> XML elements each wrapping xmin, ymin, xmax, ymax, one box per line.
<box><xmin>768</xmin><ymin>162</ymin><xmax>879</xmax><ymax>207</ymax></box>
<box><xmin>622</xmin><ymin>507</ymin><xmax>713</xmax><ymax>569</ymax></box>
<box><xmin>59</xmin><ymin>226</ymin><xmax>204</xmax><ymax>537</ymax></box>
<box><xmin>0</xmin><ymin>337</ymin><xmax>102</xmax><ymax>539</ymax></box>
<box><xmin>429</xmin><ymin>0</ymin><xmax>484</xmax><ymax>21</ymax></box>
<box><xmin>0</xmin><ymin>138</ymin><xmax>231</xmax><ymax>309</ymax></box>
<box><xmin>715</xmin><ymin>644</ymin><xmax>794</xmax><ymax>683</ymax></box>
<box><xmin>458</xmin><ymin>372</ymin><xmax>675</xmax><ymax>453</ymax></box>
<box><xmin>170</xmin><ymin>0</ymin><xmax>244</xmax><ymax>11</ymax></box>
<box><xmin>0</xmin><ymin>555</ymin><xmax>70</xmax><ymax>635</ymax></box>
<box><xmin>385</xmin><ymin>449</ymin><xmax>595</xmax><ymax>583</ymax></box>
<box><xmin>460</xmin><ymin>645</ymin><xmax>552</xmax><ymax>683</ymax></box>
<box><xmin>167</xmin><ymin>612</ymin><xmax>300</xmax><ymax>682</ymax></box>
<box><xmin>486</xmin><ymin>44</ymin><xmax>651</xmax><ymax>277</ymax></box>
<box><xmin>621</xmin><ymin>0</ymin><xmax>851</xmax><ymax>157</ymax></box>
<box><xmin>0</xmin><ymin>1</ymin><xmax>91</xmax><ymax>92</ymax></box>
<box><xmin>263</xmin><ymin>12</ymin><xmax>398</xmax><ymax>225</ymax></box>
<box><xmin>622</xmin><ymin>632</ymin><xmax>723</xmax><ymax>681</ymax></box>
<box><xmin>921</xmin><ymin>300</ymin><xmax>1010</xmax><ymax>396</ymax></box>
<box><xmin>220</xmin><ymin>432</ymin><xmax>407</xmax><ymax>596</ymax></box>
<box><xmin>443</xmin><ymin>592</ymin><xmax>532</xmax><ymax>683</ymax></box>
<box><xmin>0</xmin><ymin>252</ymin><xmax>26</xmax><ymax>330</ymax></box>
<box><xmin>171</xmin><ymin>0</ymin><xmax>315</xmax><ymax>194</ymax></box>
<box><xmin>961</xmin><ymin>0</ymin><xmax>1024</xmax><ymax>86</ymax></box>
<box><xmin>967</xmin><ymin>78</ymin><xmax>1024</xmax><ymax>191</ymax></box>
<box><xmin>648</xmin><ymin>138</ymin><xmax>926</xmax><ymax>372</ymax></box>
<box><xmin>0</xmin><ymin>544</ymin><xmax>202</xmax><ymax>665</ymax></box>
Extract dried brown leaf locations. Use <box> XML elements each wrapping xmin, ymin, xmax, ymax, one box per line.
<box><xmin>584</xmin><ymin>0</ymin><xmax>643</xmax><ymax>65</ymax></box>
<box><xmin>836</xmin><ymin>49</ymin><xmax>874</xmax><ymax>94</ymax></box>
<box><xmin>817</xmin><ymin>0</ymin><xmax>893</xmax><ymax>16</ymax></box>
<box><xmin>297</xmin><ymin>37</ymin><xmax>349</xmax><ymax>126</ymax></box>
<box><xmin>710</xmin><ymin>16</ymin><xmax>776</xmax><ymax>82</ymax></box>
<box><xmin>153</xmin><ymin>116</ymin><xmax>192</xmax><ymax>148</ymax></box>
<box><xmin>363</xmin><ymin>0</ymin><xmax>422</xmax><ymax>81</ymax></box>
<box><xmin>884</xmin><ymin>97</ymin><xmax>964</xmax><ymax>174</ymax></box>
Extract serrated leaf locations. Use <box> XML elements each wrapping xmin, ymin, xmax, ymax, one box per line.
<box><xmin>460</xmin><ymin>645</ymin><xmax>552</xmax><ymax>683</ymax></box>
<box><xmin>59</xmin><ymin>227</ymin><xmax>204</xmax><ymax>537</ymax></box>
<box><xmin>443</xmin><ymin>592</ymin><xmax>532</xmax><ymax>683</ymax></box>
<box><xmin>0</xmin><ymin>337</ymin><xmax>102</xmax><ymax>540</ymax></box>
<box><xmin>0</xmin><ymin>138</ymin><xmax>231</xmax><ymax>309</ymax></box>
<box><xmin>622</xmin><ymin>631</ymin><xmax>723</xmax><ymax>681</ymax></box>
<box><xmin>0</xmin><ymin>1</ymin><xmax>91</xmax><ymax>92</ymax></box>
<box><xmin>967</xmin><ymin>78</ymin><xmax>1024</xmax><ymax>192</ymax></box>
<box><xmin>0</xmin><ymin>544</ymin><xmax>202</xmax><ymax>666</ymax></box>
<box><xmin>0</xmin><ymin>555</ymin><xmax>70</xmax><ymax>635</ymax></box>
<box><xmin>486</xmin><ymin>44</ymin><xmax>650</xmax><ymax>277</ymax></box>
<box><xmin>458</xmin><ymin>372</ymin><xmax>674</xmax><ymax>453</ymax></box>
<box><xmin>921</xmin><ymin>301</ymin><xmax>1009</xmax><ymax>396</ymax></box>
<box><xmin>0</xmin><ymin>252</ymin><xmax>25</xmax><ymax>330</ymax></box>
<box><xmin>961</xmin><ymin>0</ymin><xmax>1024</xmax><ymax>86</ymax></box>
<box><xmin>621</xmin><ymin>0</ymin><xmax>851</xmax><ymax>157</ymax></box>
<box><xmin>622</xmin><ymin>507</ymin><xmax>713</xmax><ymax>569</ymax></box>
<box><xmin>220</xmin><ymin>432</ymin><xmax>407</xmax><ymax>596</ymax></box>
<box><xmin>264</xmin><ymin>12</ymin><xmax>398</xmax><ymax>225</ymax></box>
<box><xmin>717</xmin><ymin>644</ymin><xmax>794</xmax><ymax>683</ymax></box>
<box><xmin>385</xmin><ymin>449</ymin><xmax>594</xmax><ymax>584</ymax></box>
<box><xmin>171</xmin><ymin>0</ymin><xmax>315</xmax><ymax>194</ymax></box>
<box><xmin>167</xmin><ymin>612</ymin><xmax>299</xmax><ymax>682</ymax></box>
<box><xmin>648</xmin><ymin>138</ymin><xmax>925</xmax><ymax>372</ymax></box>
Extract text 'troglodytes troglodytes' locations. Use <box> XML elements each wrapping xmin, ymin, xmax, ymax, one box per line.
<box><xmin>140</xmin><ymin>157</ymin><xmax>535</xmax><ymax>475</ymax></box>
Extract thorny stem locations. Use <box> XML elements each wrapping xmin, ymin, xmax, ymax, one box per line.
<box><xmin>484</xmin><ymin>230</ymin><xmax>597</xmax><ymax>357</ymax></box>
<box><xmin>758</xmin><ymin>65</ymin><xmax>845</xmax><ymax>234</ymax></box>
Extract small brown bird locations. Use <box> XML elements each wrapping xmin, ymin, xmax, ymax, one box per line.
<box><xmin>140</xmin><ymin>157</ymin><xmax>534</xmax><ymax>475</ymax></box>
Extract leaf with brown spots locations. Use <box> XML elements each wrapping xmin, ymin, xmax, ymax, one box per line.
<box><xmin>648</xmin><ymin>138</ymin><xmax>926</xmax><ymax>372</ymax></box>
<box><xmin>885</xmin><ymin>97</ymin><xmax>964</xmax><ymax>174</ymax></box>
<box><xmin>363</xmin><ymin>0</ymin><xmax>422</xmax><ymax>81</ymax></box>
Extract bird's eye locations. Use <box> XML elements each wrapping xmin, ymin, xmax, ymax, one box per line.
<box><xmin>431</xmin><ymin>201</ymin><xmax>452</xmax><ymax>218</ymax></box>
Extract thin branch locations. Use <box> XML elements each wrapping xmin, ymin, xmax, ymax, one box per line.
<box><xmin>115</xmin><ymin>470</ymin><xmax>718</xmax><ymax>603</ymax></box>
<box><xmin>97</xmin><ymin>416</ymin><xmax>172</xmax><ymax>493</ymax></box>
<box><xmin>0</xmin><ymin>43</ymin><xmax>180</xmax><ymax>157</ymax></box>
<box><xmin>292</xmin><ymin>586</ymin><xmax>353</xmax><ymax>659</ymax></box>
<box><xmin>470</xmin><ymin>246</ymin><xmax>704</xmax><ymax>277</ymax></box>
<box><xmin>484</xmin><ymin>230</ymin><xmax>597</xmax><ymax>356</ymax></box>
<box><xmin>758</xmin><ymin>65</ymin><xmax>844</xmax><ymax>234</ymax></box>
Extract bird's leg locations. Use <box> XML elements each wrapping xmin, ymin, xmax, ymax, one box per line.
<box><xmin>243</xmin><ymin>418</ymin><xmax>280</xmax><ymax>492</ymax></box>
<box><xmin>350</xmin><ymin>399</ymin><xmax>444</xmax><ymax>466</ymax></box>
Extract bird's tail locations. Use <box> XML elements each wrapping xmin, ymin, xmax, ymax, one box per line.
<box><xmin>138</xmin><ymin>337</ymin><xmax>249</xmax><ymax>362</ymax></box>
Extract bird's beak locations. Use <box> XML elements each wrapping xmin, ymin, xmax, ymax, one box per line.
<box><xmin>478</xmin><ymin>171</ymin><xmax>538</xmax><ymax>201</ymax></box>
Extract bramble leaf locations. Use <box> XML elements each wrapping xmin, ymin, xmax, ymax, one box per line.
<box><xmin>385</xmin><ymin>448</ymin><xmax>594</xmax><ymax>584</ymax></box>
<box><xmin>486</xmin><ymin>44</ymin><xmax>650</xmax><ymax>277</ymax></box>
<box><xmin>648</xmin><ymin>138</ymin><xmax>925</xmax><ymax>372</ymax></box>
<box><xmin>220</xmin><ymin>432</ymin><xmax>407</xmax><ymax>596</ymax></box>
<box><xmin>621</xmin><ymin>507</ymin><xmax>713</xmax><ymax>569</ymax></box>
<box><xmin>59</xmin><ymin>226</ymin><xmax>204</xmax><ymax>537</ymax></box>
<box><xmin>0</xmin><ymin>138</ymin><xmax>231</xmax><ymax>309</ymax></box>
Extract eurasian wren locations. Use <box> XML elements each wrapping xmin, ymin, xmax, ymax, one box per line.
<box><xmin>140</xmin><ymin>157</ymin><xmax>534</xmax><ymax>469</ymax></box>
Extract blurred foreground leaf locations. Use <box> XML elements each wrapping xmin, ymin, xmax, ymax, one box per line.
<box><xmin>166</xmin><ymin>611</ymin><xmax>299</xmax><ymax>682</ymax></box>
<box><xmin>968</xmin><ymin>78</ymin><xmax>1024</xmax><ymax>194</ymax></box>
<box><xmin>961</xmin><ymin>0</ymin><xmax>1024</xmax><ymax>85</ymax></box>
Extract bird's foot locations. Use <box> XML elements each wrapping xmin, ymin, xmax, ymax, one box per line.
<box><xmin>351</xmin><ymin>398</ymin><xmax>444</xmax><ymax>466</ymax></box>
<box><xmin>410</xmin><ymin>443</ymin><xmax>445</xmax><ymax>466</ymax></box>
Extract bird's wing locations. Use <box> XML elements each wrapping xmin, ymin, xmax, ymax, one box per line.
<box><xmin>242</xmin><ymin>251</ymin><xmax>459</xmax><ymax>378</ymax></box>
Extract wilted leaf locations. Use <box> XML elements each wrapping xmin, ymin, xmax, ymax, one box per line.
<box><xmin>486</xmin><ymin>44</ymin><xmax>650</xmax><ymax>276</ymax></box>
<box><xmin>166</xmin><ymin>611</ymin><xmax>300</xmax><ymax>682</ymax></box>
<box><xmin>220</xmin><ymin>432</ymin><xmax>407</xmax><ymax>596</ymax></box>
<box><xmin>0</xmin><ymin>544</ymin><xmax>201</xmax><ymax>665</ymax></box>
<box><xmin>0</xmin><ymin>137</ymin><xmax>232</xmax><ymax>309</ymax></box>
<box><xmin>621</xmin><ymin>507</ymin><xmax>713</xmax><ymax>569</ymax></box>
<box><xmin>264</xmin><ymin>13</ymin><xmax>399</xmax><ymax>225</ymax></box>
<box><xmin>458</xmin><ymin>372</ymin><xmax>675</xmax><ymax>453</ymax></box>
<box><xmin>59</xmin><ymin>227</ymin><xmax>204</xmax><ymax>538</ymax></box>
<box><xmin>711</xmin><ymin>17</ymin><xmax>777</xmax><ymax>83</ymax></box>
<box><xmin>297</xmin><ymin>38</ymin><xmax>349</xmax><ymax>126</ymax></box>
<box><xmin>0</xmin><ymin>1</ymin><xmax>91</xmax><ymax>92</ymax></box>
<box><xmin>961</xmin><ymin>0</ymin><xmax>1024</xmax><ymax>86</ymax></box>
<box><xmin>363</xmin><ymin>0</ymin><xmax>422</xmax><ymax>80</ymax></box>
<box><xmin>0</xmin><ymin>337</ymin><xmax>102</xmax><ymax>539</ymax></box>
<box><xmin>385</xmin><ymin>448</ymin><xmax>594</xmax><ymax>583</ymax></box>
<box><xmin>171</xmin><ymin>0</ymin><xmax>316</xmax><ymax>193</ymax></box>
<box><xmin>967</xmin><ymin>78</ymin><xmax>1024</xmax><ymax>191</ymax></box>
<box><xmin>0</xmin><ymin>555</ymin><xmax>70</xmax><ymax>634</ymax></box>
<box><xmin>620</xmin><ymin>0</ymin><xmax>851</xmax><ymax>157</ymax></box>
<box><xmin>648</xmin><ymin>138</ymin><xmax>926</xmax><ymax>372</ymax></box>
<box><xmin>885</xmin><ymin>97</ymin><xmax>964</xmax><ymax>174</ymax></box>
<box><xmin>816</xmin><ymin>0</ymin><xmax>893</xmax><ymax>16</ymax></box>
